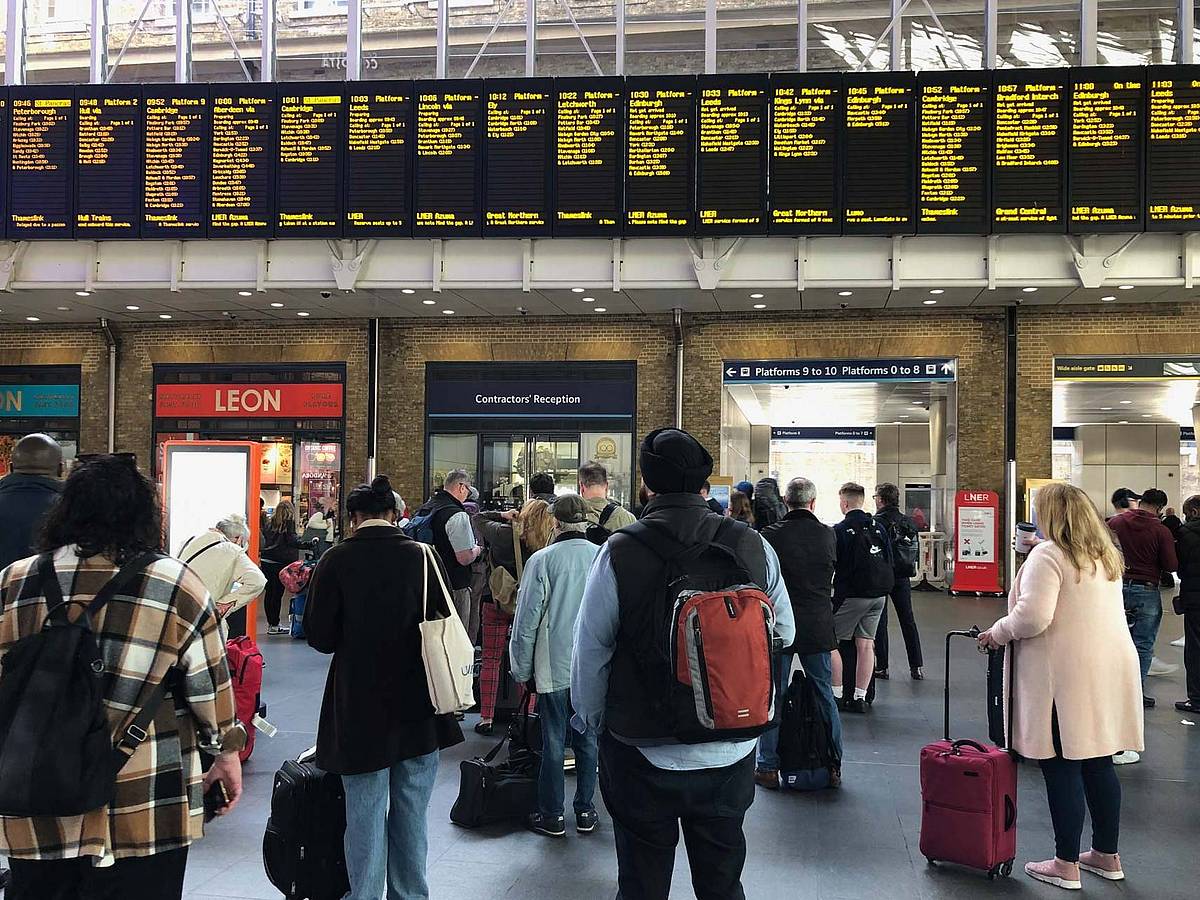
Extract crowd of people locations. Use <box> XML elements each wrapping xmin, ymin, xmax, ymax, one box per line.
<box><xmin>0</xmin><ymin>427</ymin><xmax>1186</xmax><ymax>898</ymax></box>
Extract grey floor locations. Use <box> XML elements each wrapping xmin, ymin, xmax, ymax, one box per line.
<box><xmin>179</xmin><ymin>592</ymin><xmax>1198</xmax><ymax>900</ymax></box>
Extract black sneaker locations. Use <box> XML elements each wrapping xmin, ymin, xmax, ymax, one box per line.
<box><xmin>1143</xmin><ymin>696</ymin><xmax>1156</xmax><ymax>709</ymax></box>
<box><xmin>845</xmin><ymin>698</ymin><xmax>868</xmax><ymax>714</ymax></box>
<box><xmin>874</xmin><ymin>668</ymin><xmax>890</xmax><ymax>680</ymax></box>
<box><xmin>911</xmin><ymin>667</ymin><xmax>925</xmax><ymax>681</ymax></box>
<box><xmin>527</xmin><ymin>813</ymin><xmax>566</xmax><ymax>837</ymax></box>
<box><xmin>576</xmin><ymin>810</ymin><xmax>599</xmax><ymax>834</ymax></box>
<box><xmin>1176</xmin><ymin>699</ymin><xmax>1200</xmax><ymax>714</ymax></box>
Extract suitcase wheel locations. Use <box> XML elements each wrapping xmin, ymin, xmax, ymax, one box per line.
<box><xmin>925</xmin><ymin>858</ymin><xmax>936</xmax><ymax>867</ymax></box>
<box><xmin>1000</xmin><ymin>860</ymin><xmax>1014</xmax><ymax>877</ymax></box>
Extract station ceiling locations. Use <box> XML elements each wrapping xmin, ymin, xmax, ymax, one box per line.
<box><xmin>727</xmin><ymin>380</ymin><xmax>953</xmax><ymax>428</ymax></box>
<box><xmin>1054</xmin><ymin>379</ymin><xmax>1200</xmax><ymax>427</ymax></box>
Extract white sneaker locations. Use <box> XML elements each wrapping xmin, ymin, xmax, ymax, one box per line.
<box><xmin>1112</xmin><ymin>750</ymin><xmax>1141</xmax><ymax>765</ymax></box>
<box><xmin>1148</xmin><ymin>657</ymin><xmax>1179</xmax><ymax>676</ymax></box>
<box><xmin>1172</xmin><ymin>637</ymin><xmax>1186</xmax><ymax>648</ymax></box>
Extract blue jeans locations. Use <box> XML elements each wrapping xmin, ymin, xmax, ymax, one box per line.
<box><xmin>756</xmin><ymin>652</ymin><xmax>842</xmax><ymax>771</ymax></box>
<box><xmin>1123</xmin><ymin>582</ymin><xmax>1162</xmax><ymax>683</ymax></box>
<box><xmin>341</xmin><ymin>751</ymin><xmax>439</xmax><ymax>900</ymax></box>
<box><xmin>538</xmin><ymin>688</ymin><xmax>598</xmax><ymax>817</ymax></box>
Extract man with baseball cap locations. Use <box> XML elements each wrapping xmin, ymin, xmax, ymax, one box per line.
<box><xmin>1110</xmin><ymin>487</ymin><xmax>1141</xmax><ymax>520</ymax></box>
<box><xmin>572</xmin><ymin>429</ymin><xmax>794</xmax><ymax>900</ymax></box>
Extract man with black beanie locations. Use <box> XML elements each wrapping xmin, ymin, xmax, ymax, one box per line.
<box><xmin>571</xmin><ymin>428</ymin><xmax>794</xmax><ymax>900</ymax></box>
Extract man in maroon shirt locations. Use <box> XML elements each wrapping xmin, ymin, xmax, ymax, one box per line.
<box><xmin>1108</xmin><ymin>488</ymin><xmax>1177</xmax><ymax>708</ymax></box>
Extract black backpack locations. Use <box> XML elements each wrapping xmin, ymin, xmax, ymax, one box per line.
<box><xmin>0</xmin><ymin>551</ymin><xmax>170</xmax><ymax>817</ymax></box>
<box><xmin>263</xmin><ymin>749</ymin><xmax>350</xmax><ymax>899</ymax></box>
<box><xmin>884</xmin><ymin>514</ymin><xmax>920</xmax><ymax>576</ymax></box>
<box><xmin>585</xmin><ymin>502</ymin><xmax>620</xmax><ymax>545</ymax></box>
<box><xmin>778</xmin><ymin>667</ymin><xmax>841</xmax><ymax>791</ymax></box>
<box><xmin>844</xmin><ymin>520</ymin><xmax>894</xmax><ymax>597</ymax></box>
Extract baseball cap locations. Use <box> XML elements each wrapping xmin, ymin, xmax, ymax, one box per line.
<box><xmin>551</xmin><ymin>493</ymin><xmax>589</xmax><ymax>525</ymax></box>
<box><xmin>1111</xmin><ymin>487</ymin><xmax>1141</xmax><ymax>507</ymax></box>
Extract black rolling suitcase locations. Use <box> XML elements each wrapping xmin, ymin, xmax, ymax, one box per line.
<box><xmin>837</xmin><ymin>639</ymin><xmax>876</xmax><ymax>705</ymax></box>
<box><xmin>263</xmin><ymin>749</ymin><xmax>349</xmax><ymax>900</ymax></box>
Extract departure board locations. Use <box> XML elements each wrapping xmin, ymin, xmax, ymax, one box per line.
<box><xmin>414</xmin><ymin>81</ymin><xmax>483</xmax><ymax>237</ymax></box>
<box><xmin>0</xmin><ymin>96</ymin><xmax>6</xmax><ymax>232</ymax></box>
<box><xmin>842</xmin><ymin>72</ymin><xmax>915</xmax><ymax>234</ymax></box>
<box><xmin>1069</xmin><ymin>67</ymin><xmax>1144</xmax><ymax>232</ymax></box>
<box><xmin>209</xmin><ymin>87</ymin><xmax>276</xmax><ymax>238</ymax></box>
<box><xmin>8</xmin><ymin>86</ymin><xmax>75</xmax><ymax>239</ymax></box>
<box><xmin>143</xmin><ymin>85</ymin><xmax>209</xmax><ymax>237</ymax></box>
<box><xmin>696</xmin><ymin>74</ymin><xmax>767</xmax><ymax>235</ymax></box>
<box><xmin>1146</xmin><ymin>65</ymin><xmax>1200</xmax><ymax>231</ymax></box>
<box><xmin>485</xmin><ymin>78</ymin><xmax>552</xmax><ymax>236</ymax></box>
<box><xmin>75</xmin><ymin>85</ymin><xmax>141</xmax><ymax>238</ymax></box>
<box><xmin>769</xmin><ymin>72</ymin><xmax>841</xmax><ymax>235</ymax></box>
<box><xmin>918</xmin><ymin>70</ymin><xmax>990</xmax><ymax>234</ymax></box>
<box><xmin>992</xmin><ymin>69</ymin><xmax>1067</xmax><ymax>232</ymax></box>
<box><xmin>277</xmin><ymin>87</ymin><xmax>344</xmax><ymax>237</ymax></box>
<box><xmin>554</xmin><ymin>77</ymin><xmax>623</xmax><ymax>237</ymax></box>
<box><xmin>345</xmin><ymin>82</ymin><xmax>413</xmax><ymax>237</ymax></box>
<box><xmin>625</xmin><ymin>76</ymin><xmax>695</xmax><ymax>234</ymax></box>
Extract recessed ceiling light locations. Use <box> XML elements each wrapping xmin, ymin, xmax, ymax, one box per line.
<box><xmin>571</xmin><ymin>287</ymin><xmax>585</xmax><ymax>293</ymax></box>
<box><xmin>401</xmin><ymin>288</ymin><xmax>415</xmax><ymax>295</ymax></box>
<box><xmin>594</xmin><ymin>307</ymin><xmax>607</xmax><ymax>313</ymax></box>
<box><xmin>25</xmin><ymin>316</ymin><xmax>40</xmax><ymax>322</ymax></box>
<box><xmin>297</xmin><ymin>311</ymin><xmax>310</xmax><ymax>317</ymax></box>
<box><xmin>442</xmin><ymin>309</ymin><xmax>456</xmax><ymax>315</ymax></box>
<box><xmin>750</xmin><ymin>293</ymin><xmax>764</xmax><ymax>299</ymax></box>
<box><xmin>1119</xmin><ymin>400</ymin><xmax>1132</xmax><ymax>404</ymax></box>
<box><xmin>1142</xmin><ymin>413</ymin><xmax>1152</xmax><ymax>418</ymax></box>
<box><xmin>1100</xmin><ymin>406</ymin><xmax>1113</xmax><ymax>411</ymax></box>
<box><xmin>753</xmin><ymin>303</ymin><xmax>767</xmax><ymax>310</ymax></box>
<box><xmin>898</xmin><ymin>414</ymin><xmax>909</xmax><ymax>418</ymax></box>
<box><xmin>838</xmin><ymin>290</ymin><xmax>853</xmax><ymax>297</ymax></box>
<box><xmin>422</xmin><ymin>299</ymin><xmax>436</xmax><ymax>305</ymax></box>
<box><xmin>270</xmin><ymin>302</ymin><xmax>285</xmax><ymax>308</ymax></box>
<box><xmin>1100</xmin><ymin>295</ymin><xmax>1116</xmax><ymax>302</ymax></box>
<box><xmin>125</xmin><ymin>305</ymin><xmax>140</xmax><ymax>311</ymax></box>
<box><xmin>1118</xmin><ymin>284</ymin><xmax>1134</xmax><ymax>290</ymax></box>
<box><xmin>1022</xmin><ymin>287</ymin><xmax>1038</xmax><ymax>293</ymax></box>
<box><xmin>238</xmin><ymin>290</ymin><xmax>253</xmax><ymax>297</ymax></box>
<box><xmin>1118</xmin><ymin>420</ymin><xmax>1129</xmax><ymax>424</ymax></box>
<box><xmin>929</xmin><ymin>289</ymin><xmax>944</xmax><ymax>295</ymax></box>
<box><xmin>923</xmin><ymin>299</ymin><xmax>938</xmax><ymax>305</ymax></box>
<box><xmin>582</xmin><ymin>296</ymin><xmax>595</xmax><ymax>302</ymax></box>
<box><xmin>75</xmin><ymin>290</ymin><xmax>90</xmax><ymax>297</ymax></box>
<box><xmin>158</xmin><ymin>314</ymin><xmax>173</xmax><ymax>320</ymax></box>
<box><xmin>56</xmin><ymin>306</ymin><xmax>71</xmax><ymax>311</ymax></box>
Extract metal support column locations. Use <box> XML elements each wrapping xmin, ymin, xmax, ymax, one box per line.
<box><xmin>175</xmin><ymin>0</ymin><xmax>192</xmax><ymax>82</ymax></box>
<box><xmin>6</xmin><ymin>0</ymin><xmax>27</xmax><ymax>85</ymax></box>
<box><xmin>705</xmin><ymin>0</ymin><xmax>717</xmax><ymax>74</ymax></box>
<box><xmin>983</xmin><ymin>0</ymin><xmax>998</xmax><ymax>69</ymax></box>
<box><xmin>797</xmin><ymin>0</ymin><xmax>807</xmax><ymax>73</ymax></box>
<box><xmin>1080</xmin><ymin>0</ymin><xmax>1097</xmax><ymax>66</ymax></box>
<box><xmin>367</xmin><ymin>318</ymin><xmax>380</xmax><ymax>480</ymax></box>
<box><xmin>436</xmin><ymin>0</ymin><xmax>449</xmax><ymax>78</ymax></box>
<box><xmin>261</xmin><ymin>0</ymin><xmax>277</xmax><ymax>82</ymax></box>
<box><xmin>1180</xmin><ymin>0</ymin><xmax>1195</xmax><ymax>64</ymax></box>
<box><xmin>90</xmin><ymin>0</ymin><xmax>109</xmax><ymax>84</ymax></box>
<box><xmin>890</xmin><ymin>0</ymin><xmax>904</xmax><ymax>69</ymax></box>
<box><xmin>525</xmin><ymin>0</ymin><xmax>536</xmax><ymax>76</ymax></box>
<box><xmin>1005</xmin><ymin>305</ymin><xmax>1018</xmax><ymax>588</ymax></box>
<box><xmin>615</xmin><ymin>0</ymin><xmax>625</xmax><ymax>75</ymax></box>
<box><xmin>673</xmin><ymin>309</ymin><xmax>684</xmax><ymax>429</ymax></box>
<box><xmin>347</xmin><ymin>0</ymin><xmax>363</xmax><ymax>79</ymax></box>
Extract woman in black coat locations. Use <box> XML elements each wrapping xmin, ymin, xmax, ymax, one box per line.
<box><xmin>1173</xmin><ymin>495</ymin><xmax>1200</xmax><ymax>714</ymax></box>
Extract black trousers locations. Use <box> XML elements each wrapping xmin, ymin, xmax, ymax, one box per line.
<box><xmin>1039</xmin><ymin>755</ymin><xmax>1121</xmax><ymax>863</ymax></box>
<box><xmin>8</xmin><ymin>847</ymin><xmax>188</xmax><ymax>900</ymax></box>
<box><xmin>875</xmin><ymin>575</ymin><xmax>924</xmax><ymax>670</ymax></box>
<box><xmin>1185</xmin><ymin>610</ymin><xmax>1200</xmax><ymax>703</ymax></box>
<box><xmin>261</xmin><ymin>560</ymin><xmax>286</xmax><ymax>627</ymax></box>
<box><xmin>598</xmin><ymin>731</ymin><xmax>755</xmax><ymax>900</ymax></box>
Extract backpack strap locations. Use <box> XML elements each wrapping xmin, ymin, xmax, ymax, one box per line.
<box><xmin>183</xmin><ymin>539</ymin><xmax>224</xmax><ymax>566</ymax></box>
<box><xmin>623</xmin><ymin>516</ymin><xmax>749</xmax><ymax>571</ymax></box>
<box><xmin>598</xmin><ymin>502</ymin><xmax>619</xmax><ymax>529</ymax></box>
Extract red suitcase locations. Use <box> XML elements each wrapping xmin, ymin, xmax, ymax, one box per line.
<box><xmin>919</xmin><ymin>628</ymin><xmax>1017</xmax><ymax>879</ymax></box>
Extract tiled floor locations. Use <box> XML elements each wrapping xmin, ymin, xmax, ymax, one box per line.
<box><xmin>169</xmin><ymin>591</ymin><xmax>1196</xmax><ymax>899</ymax></box>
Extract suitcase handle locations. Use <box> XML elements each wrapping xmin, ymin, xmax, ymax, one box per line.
<box><xmin>943</xmin><ymin>627</ymin><xmax>982</xmax><ymax>741</ymax></box>
<box><xmin>950</xmin><ymin>738</ymin><xmax>988</xmax><ymax>754</ymax></box>
<box><xmin>1005</xmin><ymin>795</ymin><xmax>1017</xmax><ymax>831</ymax></box>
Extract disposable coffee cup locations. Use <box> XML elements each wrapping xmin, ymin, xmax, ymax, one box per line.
<box><xmin>1015</xmin><ymin>522</ymin><xmax>1038</xmax><ymax>554</ymax></box>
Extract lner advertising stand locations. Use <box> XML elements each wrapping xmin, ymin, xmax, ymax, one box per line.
<box><xmin>951</xmin><ymin>489</ymin><xmax>1003</xmax><ymax>596</ymax></box>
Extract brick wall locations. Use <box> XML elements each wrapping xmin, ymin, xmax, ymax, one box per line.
<box><xmin>0</xmin><ymin>325</ymin><xmax>109</xmax><ymax>453</ymax></box>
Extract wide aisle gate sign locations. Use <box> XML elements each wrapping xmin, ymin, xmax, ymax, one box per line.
<box><xmin>953</xmin><ymin>489</ymin><xmax>1002</xmax><ymax>595</ymax></box>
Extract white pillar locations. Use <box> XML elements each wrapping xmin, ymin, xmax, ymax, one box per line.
<box><xmin>525</xmin><ymin>0</ymin><xmax>536</xmax><ymax>76</ymax></box>
<box><xmin>261</xmin><ymin>0</ymin><xmax>277</xmax><ymax>81</ymax></box>
<box><xmin>5</xmin><ymin>0</ymin><xmax>26</xmax><ymax>85</ymax></box>
<box><xmin>797</xmin><ymin>0</ymin><xmax>807</xmax><ymax>73</ymax></box>
<box><xmin>615</xmin><ymin>0</ymin><xmax>625</xmax><ymax>75</ymax></box>
<box><xmin>175</xmin><ymin>0</ymin><xmax>192</xmax><ymax>83</ymax></box>
<box><xmin>1080</xmin><ymin>0</ymin><xmax>1097</xmax><ymax>65</ymax></box>
<box><xmin>705</xmin><ymin>0</ymin><xmax>717</xmax><ymax>74</ymax></box>
<box><xmin>90</xmin><ymin>0</ymin><xmax>109</xmax><ymax>83</ymax></box>
<box><xmin>436</xmin><ymin>0</ymin><xmax>449</xmax><ymax>78</ymax></box>
<box><xmin>347</xmin><ymin>0</ymin><xmax>363</xmax><ymax>79</ymax></box>
<box><xmin>983</xmin><ymin>0</ymin><xmax>998</xmax><ymax>69</ymax></box>
<box><xmin>890</xmin><ymin>0</ymin><xmax>903</xmax><ymax>69</ymax></box>
<box><xmin>1180</xmin><ymin>0</ymin><xmax>1195</xmax><ymax>64</ymax></box>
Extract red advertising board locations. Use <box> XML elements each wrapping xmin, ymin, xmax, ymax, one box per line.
<box><xmin>155</xmin><ymin>383</ymin><xmax>344</xmax><ymax>418</ymax></box>
<box><xmin>952</xmin><ymin>489</ymin><xmax>1003</xmax><ymax>595</ymax></box>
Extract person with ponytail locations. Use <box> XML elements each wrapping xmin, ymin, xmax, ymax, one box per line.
<box><xmin>305</xmin><ymin>475</ymin><xmax>463</xmax><ymax>900</ymax></box>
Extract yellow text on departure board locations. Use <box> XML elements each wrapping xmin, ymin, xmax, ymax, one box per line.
<box><xmin>994</xmin><ymin>81</ymin><xmax>1062</xmax><ymax>224</ymax></box>
<box><xmin>627</xmin><ymin>88</ymin><xmax>689</xmax><ymax>227</ymax></box>
<box><xmin>416</xmin><ymin>92</ymin><xmax>478</xmax><ymax>228</ymax></box>
<box><xmin>698</xmin><ymin>87</ymin><xmax>763</xmax><ymax>227</ymax></box>
<box><xmin>10</xmin><ymin>97</ymin><xmax>72</xmax><ymax>229</ymax></box>
<box><xmin>279</xmin><ymin>95</ymin><xmax>340</xmax><ymax>229</ymax></box>
<box><xmin>211</xmin><ymin>96</ymin><xmax>271</xmax><ymax>228</ymax></box>
<box><xmin>1148</xmin><ymin>79</ymin><xmax>1200</xmax><ymax>222</ymax></box>
<box><xmin>919</xmin><ymin>83</ymin><xmax>984</xmax><ymax>222</ymax></box>
<box><xmin>556</xmin><ymin>89</ymin><xmax>619</xmax><ymax>226</ymax></box>
<box><xmin>346</xmin><ymin>93</ymin><xmax>409</xmax><ymax>229</ymax></box>
<box><xmin>845</xmin><ymin>85</ymin><xmax>910</xmax><ymax>225</ymax></box>
<box><xmin>77</xmin><ymin>96</ymin><xmax>138</xmax><ymax>230</ymax></box>
<box><xmin>771</xmin><ymin>85</ymin><xmax>837</xmax><ymax>225</ymax></box>
<box><xmin>144</xmin><ymin>95</ymin><xmax>206</xmax><ymax>229</ymax></box>
<box><xmin>1071</xmin><ymin>80</ymin><xmax>1141</xmax><ymax>223</ymax></box>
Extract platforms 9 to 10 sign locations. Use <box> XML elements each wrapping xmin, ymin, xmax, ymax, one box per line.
<box><xmin>3</xmin><ymin>66</ymin><xmax>1200</xmax><ymax>240</ymax></box>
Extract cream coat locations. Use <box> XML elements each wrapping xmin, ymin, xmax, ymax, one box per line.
<box><xmin>989</xmin><ymin>541</ymin><xmax>1143</xmax><ymax>760</ymax></box>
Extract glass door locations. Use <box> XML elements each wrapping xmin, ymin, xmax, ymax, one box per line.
<box><xmin>530</xmin><ymin>435</ymin><xmax>581</xmax><ymax>496</ymax></box>
<box><xmin>479</xmin><ymin>434</ymin><xmax>582</xmax><ymax>507</ymax></box>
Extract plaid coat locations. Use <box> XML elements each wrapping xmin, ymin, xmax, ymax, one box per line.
<box><xmin>0</xmin><ymin>545</ymin><xmax>238</xmax><ymax>861</ymax></box>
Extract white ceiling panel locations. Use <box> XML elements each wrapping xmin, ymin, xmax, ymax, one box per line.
<box><xmin>713</xmin><ymin>288</ymin><xmax>800</xmax><ymax>312</ymax></box>
<box><xmin>627</xmin><ymin>289</ymin><xmax>719</xmax><ymax>313</ymax></box>
<box><xmin>801</xmin><ymin>288</ymin><xmax>889</xmax><ymax>310</ymax></box>
<box><xmin>887</xmin><ymin>288</ymin><xmax>979</xmax><ymax>308</ymax></box>
<box><xmin>728</xmin><ymin>381</ymin><xmax>952</xmax><ymax>427</ymax></box>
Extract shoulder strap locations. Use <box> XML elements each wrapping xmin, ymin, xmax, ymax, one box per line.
<box><xmin>183</xmin><ymin>539</ymin><xmax>224</xmax><ymax>566</ymax></box>
<box><xmin>511</xmin><ymin>522</ymin><xmax>524</xmax><ymax>579</ymax></box>
<box><xmin>37</xmin><ymin>550</ymin><xmax>163</xmax><ymax>624</ymax></box>
<box><xmin>598</xmin><ymin>502</ymin><xmax>619</xmax><ymax>528</ymax></box>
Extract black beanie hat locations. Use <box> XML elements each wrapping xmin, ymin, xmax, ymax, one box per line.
<box><xmin>639</xmin><ymin>428</ymin><xmax>713</xmax><ymax>495</ymax></box>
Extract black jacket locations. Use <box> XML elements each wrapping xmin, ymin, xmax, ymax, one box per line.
<box><xmin>306</xmin><ymin>525</ymin><xmax>463</xmax><ymax>774</ymax></box>
<box><xmin>762</xmin><ymin>509</ymin><xmax>837</xmax><ymax>656</ymax></box>
<box><xmin>1175</xmin><ymin>518</ymin><xmax>1200</xmax><ymax>613</ymax></box>
<box><xmin>261</xmin><ymin>526</ymin><xmax>304</xmax><ymax>565</ymax></box>
<box><xmin>0</xmin><ymin>473</ymin><xmax>61</xmax><ymax>571</ymax></box>
<box><xmin>833</xmin><ymin>508</ymin><xmax>893</xmax><ymax>601</ymax></box>
<box><xmin>422</xmin><ymin>490</ymin><xmax>473</xmax><ymax>590</ymax></box>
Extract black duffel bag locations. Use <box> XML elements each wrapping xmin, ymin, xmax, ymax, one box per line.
<box><xmin>451</xmin><ymin>696</ymin><xmax>540</xmax><ymax>828</ymax></box>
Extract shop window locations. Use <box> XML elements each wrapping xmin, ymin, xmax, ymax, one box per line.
<box><xmin>582</xmin><ymin>432</ymin><xmax>633</xmax><ymax>506</ymax></box>
<box><xmin>297</xmin><ymin>441</ymin><xmax>341</xmax><ymax>526</ymax></box>
<box><xmin>429</xmin><ymin>433</ymin><xmax>478</xmax><ymax>494</ymax></box>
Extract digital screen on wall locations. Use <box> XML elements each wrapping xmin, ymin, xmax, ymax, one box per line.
<box><xmin>209</xmin><ymin>86</ymin><xmax>276</xmax><ymax>238</ymax></box>
<box><xmin>553</xmin><ymin>77</ymin><xmax>623</xmax><ymax>237</ymax></box>
<box><xmin>413</xmin><ymin>81</ymin><xmax>483</xmax><ymax>237</ymax></box>
<box><xmin>768</xmin><ymin>72</ymin><xmax>841</xmax><ymax>235</ymax></box>
<box><xmin>625</xmin><ymin>75</ymin><xmax>695</xmax><ymax>235</ymax></box>
<box><xmin>75</xmin><ymin>85</ymin><xmax>142</xmax><ymax>238</ymax></box>
<box><xmin>1145</xmin><ymin>64</ymin><xmax>1200</xmax><ymax>232</ymax></box>
<box><xmin>1068</xmin><ymin>67</ymin><xmax>1144</xmax><ymax>233</ymax></box>
<box><xmin>918</xmin><ymin>69</ymin><xmax>990</xmax><ymax>234</ymax></box>
<box><xmin>8</xmin><ymin>86</ymin><xmax>75</xmax><ymax>238</ymax></box>
<box><xmin>842</xmin><ymin>71</ymin><xmax>915</xmax><ymax>234</ymax></box>
<box><xmin>143</xmin><ymin>85</ymin><xmax>209</xmax><ymax>237</ymax></box>
<box><xmin>695</xmin><ymin>74</ymin><xmax>768</xmax><ymax>235</ymax></box>
<box><xmin>345</xmin><ymin>82</ymin><xmax>413</xmax><ymax>237</ymax></box>
<box><xmin>164</xmin><ymin>444</ymin><xmax>252</xmax><ymax>558</ymax></box>
<box><xmin>276</xmin><ymin>85</ymin><xmax>344</xmax><ymax>237</ymax></box>
<box><xmin>991</xmin><ymin>69</ymin><xmax>1068</xmax><ymax>233</ymax></box>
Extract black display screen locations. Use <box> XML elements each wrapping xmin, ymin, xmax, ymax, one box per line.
<box><xmin>8</xmin><ymin>86</ymin><xmax>75</xmax><ymax>239</ymax></box>
<box><xmin>918</xmin><ymin>70</ymin><xmax>990</xmax><ymax>234</ymax></box>
<box><xmin>625</xmin><ymin>75</ymin><xmax>695</xmax><ymax>234</ymax></box>
<box><xmin>143</xmin><ymin>85</ymin><xmax>209</xmax><ymax>238</ymax></box>
<box><xmin>414</xmin><ymin>81</ymin><xmax>483</xmax><ymax>238</ymax></box>
<box><xmin>992</xmin><ymin>69</ymin><xmax>1067</xmax><ymax>233</ymax></box>
<box><xmin>1069</xmin><ymin>67</ymin><xmax>1144</xmax><ymax>233</ymax></box>
<box><xmin>345</xmin><ymin>82</ymin><xmax>413</xmax><ymax>238</ymax></box>
<box><xmin>209</xmin><ymin>86</ymin><xmax>276</xmax><ymax>238</ymax></box>
<box><xmin>277</xmin><ymin>86</ymin><xmax>344</xmax><ymax>237</ymax></box>
<box><xmin>0</xmin><ymin>95</ymin><xmax>7</xmax><ymax>234</ymax></box>
<box><xmin>553</xmin><ymin>77</ymin><xmax>623</xmax><ymax>237</ymax></box>
<box><xmin>696</xmin><ymin>74</ymin><xmax>768</xmax><ymax>235</ymax></box>
<box><xmin>1146</xmin><ymin>65</ymin><xmax>1200</xmax><ymax>231</ymax></box>
<box><xmin>485</xmin><ymin>78</ymin><xmax>552</xmax><ymax>236</ymax></box>
<box><xmin>75</xmin><ymin>85</ymin><xmax>142</xmax><ymax>238</ymax></box>
<box><xmin>842</xmin><ymin>72</ymin><xmax>915</xmax><ymax>234</ymax></box>
<box><xmin>768</xmin><ymin>72</ymin><xmax>841</xmax><ymax>235</ymax></box>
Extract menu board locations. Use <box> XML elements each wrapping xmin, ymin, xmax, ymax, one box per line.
<box><xmin>1069</xmin><ymin>67</ymin><xmax>1144</xmax><ymax>232</ymax></box>
<box><xmin>1146</xmin><ymin>65</ymin><xmax>1200</xmax><ymax>232</ymax></box>
<box><xmin>553</xmin><ymin>77</ymin><xmax>623</xmax><ymax>237</ymax></box>
<box><xmin>413</xmin><ymin>81</ymin><xmax>483</xmax><ymax>237</ymax></box>
<box><xmin>277</xmin><ymin>87</ymin><xmax>344</xmax><ymax>237</ymax></box>
<box><xmin>992</xmin><ymin>69</ymin><xmax>1067</xmax><ymax>232</ymax></box>
<box><xmin>75</xmin><ymin>85</ymin><xmax>142</xmax><ymax>238</ymax></box>
<box><xmin>143</xmin><ymin>85</ymin><xmax>209</xmax><ymax>237</ymax></box>
<box><xmin>918</xmin><ymin>70</ymin><xmax>990</xmax><ymax>234</ymax></box>
<box><xmin>345</xmin><ymin>82</ymin><xmax>413</xmax><ymax>237</ymax></box>
<box><xmin>769</xmin><ymin>72</ymin><xmax>841</xmax><ymax>235</ymax></box>
<box><xmin>625</xmin><ymin>75</ymin><xmax>695</xmax><ymax>234</ymax></box>
<box><xmin>696</xmin><ymin>74</ymin><xmax>767</xmax><ymax>235</ymax></box>
<box><xmin>209</xmin><ymin>87</ymin><xmax>276</xmax><ymax>238</ymax></box>
<box><xmin>842</xmin><ymin>72</ymin><xmax>915</xmax><ymax>234</ymax></box>
<box><xmin>8</xmin><ymin>86</ymin><xmax>74</xmax><ymax>238</ymax></box>
<box><xmin>484</xmin><ymin>78</ymin><xmax>552</xmax><ymax>236</ymax></box>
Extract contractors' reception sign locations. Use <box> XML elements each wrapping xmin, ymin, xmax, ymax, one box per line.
<box><xmin>155</xmin><ymin>383</ymin><xmax>344</xmax><ymax>418</ymax></box>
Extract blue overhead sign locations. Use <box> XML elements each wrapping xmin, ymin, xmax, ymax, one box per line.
<box><xmin>771</xmin><ymin>427</ymin><xmax>876</xmax><ymax>441</ymax></box>
<box><xmin>723</xmin><ymin>358</ymin><xmax>956</xmax><ymax>384</ymax></box>
<box><xmin>0</xmin><ymin>384</ymin><xmax>80</xmax><ymax>418</ymax></box>
<box><xmin>426</xmin><ymin>378</ymin><xmax>635</xmax><ymax>419</ymax></box>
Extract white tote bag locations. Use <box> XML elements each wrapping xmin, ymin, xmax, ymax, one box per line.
<box><xmin>418</xmin><ymin>543</ymin><xmax>476</xmax><ymax>715</ymax></box>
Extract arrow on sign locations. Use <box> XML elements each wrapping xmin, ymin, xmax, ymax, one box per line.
<box><xmin>726</xmin><ymin>367</ymin><xmax>737</xmax><ymax>377</ymax></box>
<box><xmin>941</xmin><ymin>361</ymin><xmax>955</xmax><ymax>375</ymax></box>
